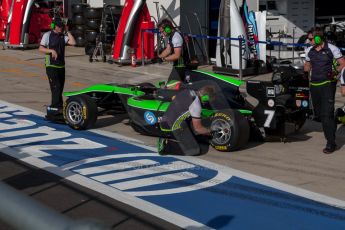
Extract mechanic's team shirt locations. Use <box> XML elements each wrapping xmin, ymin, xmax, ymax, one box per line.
<box><xmin>305</xmin><ymin>42</ymin><xmax>343</xmax><ymax>85</ymax></box>
<box><xmin>40</xmin><ymin>31</ymin><xmax>69</xmax><ymax>68</ymax></box>
<box><xmin>168</xmin><ymin>31</ymin><xmax>185</xmax><ymax>67</ymax></box>
<box><xmin>160</xmin><ymin>89</ymin><xmax>201</xmax><ymax>131</ymax></box>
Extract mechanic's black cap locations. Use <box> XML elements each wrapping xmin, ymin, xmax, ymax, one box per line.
<box><xmin>54</xmin><ymin>18</ymin><xmax>64</xmax><ymax>27</ymax></box>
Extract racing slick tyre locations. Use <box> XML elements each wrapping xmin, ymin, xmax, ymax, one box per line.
<box><xmin>290</xmin><ymin>110</ymin><xmax>307</xmax><ymax>132</ymax></box>
<box><xmin>85</xmin><ymin>30</ymin><xmax>98</xmax><ymax>43</ymax></box>
<box><xmin>71</xmin><ymin>29</ymin><xmax>84</xmax><ymax>38</ymax></box>
<box><xmin>294</xmin><ymin>115</ymin><xmax>307</xmax><ymax>132</ymax></box>
<box><xmin>84</xmin><ymin>7</ymin><xmax>102</xmax><ymax>19</ymax></box>
<box><xmin>86</xmin><ymin>19</ymin><xmax>101</xmax><ymax>30</ymax></box>
<box><xmin>73</xmin><ymin>15</ymin><xmax>85</xmax><ymax>25</ymax></box>
<box><xmin>74</xmin><ymin>24</ymin><xmax>86</xmax><ymax>32</ymax></box>
<box><xmin>210</xmin><ymin>109</ymin><xmax>250</xmax><ymax>152</ymax></box>
<box><xmin>64</xmin><ymin>95</ymin><xmax>98</xmax><ymax>130</ymax></box>
<box><xmin>75</xmin><ymin>36</ymin><xmax>86</xmax><ymax>47</ymax></box>
<box><xmin>72</xmin><ymin>3</ymin><xmax>89</xmax><ymax>14</ymax></box>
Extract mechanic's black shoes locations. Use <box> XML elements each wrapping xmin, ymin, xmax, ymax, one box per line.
<box><xmin>45</xmin><ymin>114</ymin><xmax>65</xmax><ymax>123</ymax></box>
<box><xmin>323</xmin><ymin>144</ymin><xmax>337</xmax><ymax>154</ymax></box>
<box><xmin>45</xmin><ymin>106</ymin><xmax>65</xmax><ymax>124</ymax></box>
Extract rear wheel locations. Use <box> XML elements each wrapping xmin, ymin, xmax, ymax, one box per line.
<box><xmin>64</xmin><ymin>95</ymin><xmax>97</xmax><ymax>130</ymax></box>
<box><xmin>210</xmin><ymin>109</ymin><xmax>250</xmax><ymax>152</ymax></box>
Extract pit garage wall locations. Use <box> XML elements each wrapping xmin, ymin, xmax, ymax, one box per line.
<box><xmin>260</xmin><ymin>0</ymin><xmax>315</xmax><ymax>37</ymax></box>
<box><xmin>86</xmin><ymin>0</ymin><xmax>258</xmax><ymax>58</ymax></box>
<box><xmin>148</xmin><ymin>0</ymin><xmax>257</xmax><ymax>59</ymax></box>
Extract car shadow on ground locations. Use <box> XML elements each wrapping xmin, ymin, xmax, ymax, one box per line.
<box><xmin>93</xmin><ymin>114</ymin><xmax>129</xmax><ymax>129</ymax></box>
<box><xmin>232</xmin><ymin>121</ymin><xmax>317</xmax><ymax>152</ymax></box>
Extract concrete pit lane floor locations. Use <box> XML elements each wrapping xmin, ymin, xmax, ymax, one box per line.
<box><xmin>1</xmin><ymin>47</ymin><xmax>345</xmax><ymax>228</ymax></box>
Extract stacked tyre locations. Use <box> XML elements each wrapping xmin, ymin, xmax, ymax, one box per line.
<box><xmin>84</xmin><ymin>7</ymin><xmax>103</xmax><ymax>55</ymax></box>
<box><xmin>102</xmin><ymin>5</ymin><xmax>122</xmax><ymax>46</ymax></box>
<box><xmin>71</xmin><ymin>3</ymin><xmax>89</xmax><ymax>47</ymax></box>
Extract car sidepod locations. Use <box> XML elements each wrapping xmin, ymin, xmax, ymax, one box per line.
<box><xmin>126</xmin><ymin>95</ymin><xmax>170</xmax><ymax>136</ymax></box>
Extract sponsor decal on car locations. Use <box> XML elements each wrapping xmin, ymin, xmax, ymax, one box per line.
<box><xmin>266</xmin><ymin>87</ymin><xmax>275</xmax><ymax>97</ymax></box>
<box><xmin>296</xmin><ymin>100</ymin><xmax>302</xmax><ymax>107</ymax></box>
<box><xmin>302</xmin><ymin>100</ymin><xmax>309</xmax><ymax>108</ymax></box>
<box><xmin>267</xmin><ymin>99</ymin><xmax>275</xmax><ymax>107</ymax></box>
<box><xmin>144</xmin><ymin>111</ymin><xmax>157</xmax><ymax>125</ymax></box>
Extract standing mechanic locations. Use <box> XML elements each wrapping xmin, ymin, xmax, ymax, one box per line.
<box><xmin>158</xmin><ymin>85</ymin><xmax>215</xmax><ymax>156</ymax></box>
<box><xmin>39</xmin><ymin>17</ymin><xmax>76</xmax><ymax>121</ymax></box>
<box><xmin>157</xmin><ymin>18</ymin><xmax>187</xmax><ymax>82</ymax></box>
<box><xmin>304</xmin><ymin>27</ymin><xmax>345</xmax><ymax>154</ymax></box>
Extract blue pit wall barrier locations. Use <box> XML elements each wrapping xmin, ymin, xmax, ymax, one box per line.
<box><xmin>141</xmin><ymin>28</ymin><xmax>345</xmax><ymax>69</ymax></box>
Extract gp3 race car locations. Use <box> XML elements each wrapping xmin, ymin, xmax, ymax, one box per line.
<box><xmin>63</xmin><ymin>67</ymin><xmax>310</xmax><ymax>152</ymax></box>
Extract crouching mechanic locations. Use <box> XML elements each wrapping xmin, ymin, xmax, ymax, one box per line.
<box><xmin>157</xmin><ymin>85</ymin><xmax>215</xmax><ymax>156</ymax></box>
<box><xmin>39</xmin><ymin>18</ymin><xmax>76</xmax><ymax>121</ymax></box>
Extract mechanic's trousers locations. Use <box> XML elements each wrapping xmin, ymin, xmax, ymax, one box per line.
<box><xmin>46</xmin><ymin>67</ymin><xmax>65</xmax><ymax>110</ymax></box>
<box><xmin>168</xmin><ymin>66</ymin><xmax>186</xmax><ymax>82</ymax></box>
<box><xmin>161</xmin><ymin>126</ymin><xmax>209</xmax><ymax>156</ymax></box>
<box><xmin>310</xmin><ymin>82</ymin><xmax>337</xmax><ymax>147</ymax></box>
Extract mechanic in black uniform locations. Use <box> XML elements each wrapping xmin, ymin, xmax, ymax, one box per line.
<box><xmin>157</xmin><ymin>85</ymin><xmax>215</xmax><ymax>156</ymax></box>
<box><xmin>157</xmin><ymin>19</ymin><xmax>188</xmax><ymax>82</ymax></box>
<box><xmin>304</xmin><ymin>27</ymin><xmax>345</xmax><ymax>154</ymax></box>
<box><xmin>39</xmin><ymin>18</ymin><xmax>76</xmax><ymax>121</ymax></box>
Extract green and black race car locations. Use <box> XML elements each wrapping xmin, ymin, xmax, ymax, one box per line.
<box><xmin>63</xmin><ymin>67</ymin><xmax>310</xmax><ymax>152</ymax></box>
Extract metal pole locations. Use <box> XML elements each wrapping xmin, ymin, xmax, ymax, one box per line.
<box><xmin>239</xmin><ymin>37</ymin><xmax>243</xmax><ymax>80</ymax></box>
<box><xmin>194</xmin><ymin>12</ymin><xmax>209</xmax><ymax>64</ymax></box>
<box><xmin>141</xmin><ymin>29</ymin><xmax>145</xmax><ymax>66</ymax></box>
<box><xmin>292</xmin><ymin>27</ymin><xmax>295</xmax><ymax>63</ymax></box>
<box><xmin>269</xmin><ymin>27</ymin><xmax>272</xmax><ymax>57</ymax></box>
<box><xmin>0</xmin><ymin>182</ymin><xmax>108</xmax><ymax>230</ymax></box>
<box><xmin>157</xmin><ymin>32</ymin><xmax>161</xmax><ymax>63</ymax></box>
<box><xmin>153</xmin><ymin>1</ymin><xmax>160</xmax><ymax>21</ymax></box>
<box><xmin>225</xmin><ymin>38</ymin><xmax>228</xmax><ymax>67</ymax></box>
<box><xmin>185</xmin><ymin>15</ymin><xmax>197</xmax><ymax>57</ymax></box>
<box><xmin>278</xmin><ymin>30</ymin><xmax>281</xmax><ymax>60</ymax></box>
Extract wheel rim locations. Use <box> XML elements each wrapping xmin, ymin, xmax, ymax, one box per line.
<box><xmin>67</xmin><ymin>101</ymin><xmax>83</xmax><ymax>125</ymax></box>
<box><xmin>211</xmin><ymin>119</ymin><xmax>232</xmax><ymax>145</ymax></box>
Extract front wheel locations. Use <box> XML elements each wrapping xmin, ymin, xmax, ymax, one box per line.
<box><xmin>210</xmin><ymin>110</ymin><xmax>250</xmax><ymax>152</ymax></box>
<box><xmin>63</xmin><ymin>95</ymin><xmax>98</xmax><ymax>130</ymax></box>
